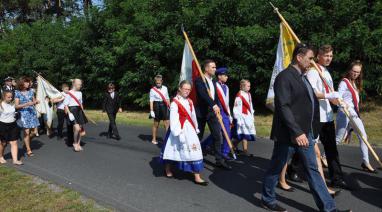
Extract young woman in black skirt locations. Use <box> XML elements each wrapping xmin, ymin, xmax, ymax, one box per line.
<box><xmin>64</xmin><ymin>79</ymin><xmax>88</xmax><ymax>152</ymax></box>
<box><xmin>149</xmin><ymin>75</ymin><xmax>170</xmax><ymax>145</ymax></box>
<box><xmin>0</xmin><ymin>90</ymin><xmax>23</xmax><ymax>165</ymax></box>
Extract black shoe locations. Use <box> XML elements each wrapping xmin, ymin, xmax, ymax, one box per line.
<box><xmin>331</xmin><ymin>180</ymin><xmax>352</xmax><ymax>191</ymax></box>
<box><xmin>277</xmin><ymin>184</ymin><xmax>295</xmax><ymax>192</ymax></box>
<box><xmin>194</xmin><ymin>180</ymin><xmax>209</xmax><ymax>186</ymax></box>
<box><xmin>330</xmin><ymin>210</ymin><xmax>352</xmax><ymax>212</ymax></box>
<box><xmin>287</xmin><ymin>172</ymin><xmax>303</xmax><ymax>183</ymax></box>
<box><xmin>216</xmin><ymin>160</ymin><xmax>232</xmax><ymax>170</ymax></box>
<box><xmin>361</xmin><ymin>163</ymin><xmax>378</xmax><ymax>174</ymax></box>
<box><xmin>115</xmin><ymin>136</ymin><xmax>121</xmax><ymax>141</ymax></box>
<box><xmin>330</xmin><ymin>190</ymin><xmax>341</xmax><ymax>198</ymax></box>
<box><xmin>261</xmin><ymin>200</ymin><xmax>287</xmax><ymax>212</ymax></box>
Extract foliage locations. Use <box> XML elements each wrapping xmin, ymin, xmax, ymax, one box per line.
<box><xmin>0</xmin><ymin>0</ymin><xmax>381</xmax><ymax>109</ymax></box>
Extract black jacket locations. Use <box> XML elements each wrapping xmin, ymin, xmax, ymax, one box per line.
<box><xmin>102</xmin><ymin>92</ymin><xmax>121</xmax><ymax>114</ymax></box>
<box><xmin>270</xmin><ymin>65</ymin><xmax>320</xmax><ymax>145</ymax></box>
<box><xmin>194</xmin><ymin>76</ymin><xmax>219</xmax><ymax>119</ymax></box>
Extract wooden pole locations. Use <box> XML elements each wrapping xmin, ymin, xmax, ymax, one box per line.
<box><xmin>269</xmin><ymin>2</ymin><xmax>382</xmax><ymax>168</ymax></box>
<box><xmin>182</xmin><ymin>29</ymin><xmax>237</xmax><ymax>160</ymax></box>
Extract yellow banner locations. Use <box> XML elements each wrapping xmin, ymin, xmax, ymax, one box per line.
<box><xmin>281</xmin><ymin>23</ymin><xmax>296</xmax><ymax>69</ymax></box>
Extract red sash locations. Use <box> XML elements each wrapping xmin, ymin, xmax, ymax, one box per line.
<box><xmin>343</xmin><ymin>78</ymin><xmax>359</xmax><ymax>113</ymax></box>
<box><xmin>216</xmin><ymin>83</ymin><xmax>229</xmax><ymax>115</ymax></box>
<box><xmin>316</xmin><ymin>65</ymin><xmax>330</xmax><ymax>93</ymax></box>
<box><xmin>173</xmin><ymin>98</ymin><xmax>196</xmax><ymax>131</ymax></box>
<box><xmin>152</xmin><ymin>87</ymin><xmax>169</xmax><ymax>108</ymax></box>
<box><xmin>67</xmin><ymin>91</ymin><xmax>83</xmax><ymax>108</ymax></box>
<box><xmin>237</xmin><ymin>92</ymin><xmax>252</xmax><ymax>115</ymax></box>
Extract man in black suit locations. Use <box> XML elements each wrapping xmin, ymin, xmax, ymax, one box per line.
<box><xmin>2</xmin><ymin>76</ymin><xmax>15</xmax><ymax>97</ymax></box>
<box><xmin>261</xmin><ymin>44</ymin><xmax>340</xmax><ymax>212</ymax></box>
<box><xmin>103</xmin><ymin>83</ymin><xmax>122</xmax><ymax>140</ymax></box>
<box><xmin>195</xmin><ymin>59</ymin><xmax>231</xmax><ymax>170</ymax></box>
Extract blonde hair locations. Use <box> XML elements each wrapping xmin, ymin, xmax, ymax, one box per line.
<box><xmin>240</xmin><ymin>79</ymin><xmax>250</xmax><ymax>90</ymax></box>
<box><xmin>0</xmin><ymin>90</ymin><xmax>13</xmax><ymax>110</ymax></box>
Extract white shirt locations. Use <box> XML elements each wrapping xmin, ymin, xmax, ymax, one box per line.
<box><xmin>306</xmin><ymin>65</ymin><xmax>334</xmax><ymax>122</ymax></box>
<box><xmin>110</xmin><ymin>92</ymin><xmax>115</xmax><ymax>99</ymax></box>
<box><xmin>0</xmin><ymin>102</ymin><xmax>16</xmax><ymax>123</ymax></box>
<box><xmin>149</xmin><ymin>86</ymin><xmax>170</xmax><ymax>102</ymax></box>
<box><xmin>56</xmin><ymin>92</ymin><xmax>67</xmax><ymax>110</ymax></box>
<box><xmin>63</xmin><ymin>91</ymin><xmax>83</xmax><ymax>107</ymax></box>
<box><xmin>338</xmin><ymin>80</ymin><xmax>359</xmax><ymax>110</ymax></box>
<box><xmin>205</xmin><ymin>75</ymin><xmax>215</xmax><ymax>100</ymax></box>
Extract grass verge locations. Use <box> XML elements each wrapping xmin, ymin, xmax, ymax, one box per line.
<box><xmin>0</xmin><ymin>166</ymin><xmax>110</xmax><ymax>212</ymax></box>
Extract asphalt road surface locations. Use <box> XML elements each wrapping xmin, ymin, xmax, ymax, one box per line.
<box><xmin>5</xmin><ymin>122</ymin><xmax>382</xmax><ymax>212</ymax></box>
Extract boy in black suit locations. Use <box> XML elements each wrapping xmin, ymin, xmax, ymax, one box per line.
<box><xmin>103</xmin><ymin>83</ymin><xmax>122</xmax><ymax>140</ymax></box>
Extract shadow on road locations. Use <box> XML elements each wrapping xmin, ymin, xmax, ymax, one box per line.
<box><xmin>348</xmin><ymin>172</ymin><xmax>382</xmax><ymax>208</ymax></box>
<box><xmin>209</xmin><ymin>155</ymin><xmax>317</xmax><ymax>211</ymax></box>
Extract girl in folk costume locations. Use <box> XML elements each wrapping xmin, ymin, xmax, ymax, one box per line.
<box><xmin>201</xmin><ymin>67</ymin><xmax>232</xmax><ymax>158</ymax></box>
<box><xmin>0</xmin><ymin>91</ymin><xmax>23</xmax><ymax>165</ymax></box>
<box><xmin>336</xmin><ymin>60</ymin><xmax>376</xmax><ymax>173</ymax></box>
<box><xmin>64</xmin><ymin>79</ymin><xmax>88</xmax><ymax>152</ymax></box>
<box><xmin>149</xmin><ymin>75</ymin><xmax>170</xmax><ymax>145</ymax></box>
<box><xmin>161</xmin><ymin>80</ymin><xmax>208</xmax><ymax>186</ymax></box>
<box><xmin>233</xmin><ymin>79</ymin><xmax>256</xmax><ymax>155</ymax></box>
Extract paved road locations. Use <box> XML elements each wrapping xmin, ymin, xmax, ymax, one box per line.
<box><xmin>5</xmin><ymin>122</ymin><xmax>382</xmax><ymax>212</ymax></box>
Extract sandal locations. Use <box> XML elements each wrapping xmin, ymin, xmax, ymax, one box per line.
<box><xmin>27</xmin><ymin>151</ymin><xmax>34</xmax><ymax>157</ymax></box>
<box><xmin>151</xmin><ymin>140</ymin><xmax>158</xmax><ymax>145</ymax></box>
<box><xmin>0</xmin><ymin>158</ymin><xmax>7</xmax><ymax>164</ymax></box>
<box><xmin>13</xmin><ymin>161</ymin><xmax>23</xmax><ymax>165</ymax></box>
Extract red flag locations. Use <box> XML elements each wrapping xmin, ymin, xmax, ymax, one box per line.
<box><xmin>180</xmin><ymin>42</ymin><xmax>201</xmax><ymax>104</ymax></box>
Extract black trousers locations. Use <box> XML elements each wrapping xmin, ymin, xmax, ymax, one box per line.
<box><xmin>56</xmin><ymin>109</ymin><xmax>66</xmax><ymax>137</ymax></box>
<box><xmin>197</xmin><ymin>112</ymin><xmax>222</xmax><ymax>162</ymax></box>
<box><xmin>66</xmin><ymin>120</ymin><xmax>74</xmax><ymax>145</ymax></box>
<box><xmin>107</xmin><ymin>113</ymin><xmax>119</xmax><ymax>137</ymax></box>
<box><xmin>319</xmin><ymin>121</ymin><xmax>343</xmax><ymax>182</ymax></box>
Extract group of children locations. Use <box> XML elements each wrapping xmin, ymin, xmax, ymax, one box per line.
<box><xmin>0</xmin><ymin>78</ymin><xmax>88</xmax><ymax>165</ymax></box>
<box><xmin>152</xmin><ymin>68</ymin><xmax>257</xmax><ymax>186</ymax></box>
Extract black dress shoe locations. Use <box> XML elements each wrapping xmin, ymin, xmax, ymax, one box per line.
<box><xmin>277</xmin><ymin>184</ymin><xmax>295</xmax><ymax>192</ymax></box>
<box><xmin>216</xmin><ymin>160</ymin><xmax>232</xmax><ymax>170</ymax></box>
<box><xmin>330</xmin><ymin>190</ymin><xmax>341</xmax><ymax>198</ymax></box>
<box><xmin>287</xmin><ymin>172</ymin><xmax>303</xmax><ymax>183</ymax></box>
<box><xmin>261</xmin><ymin>200</ymin><xmax>287</xmax><ymax>212</ymax></box>
<box><xmin>331</xmin><ymin>180</ymin><xmax>352</xmax><ymax>190</ymax></box>
<box><xmin>194</xmin><ymin>181</ymin><xmax>209</xmax><ymax>186</ymax></box>
<box><xmin>115</xmin><ymin>136</ymin><xmax>121</xmax><ymax>141</ymax></box>
<box><xmin>361</xmin><ymin>163</ymin><xmax>378</xmax><ymax>174</ymax></box>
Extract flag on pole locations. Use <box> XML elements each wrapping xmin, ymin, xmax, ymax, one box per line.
<box><xmin>35</xmin><ymin>76</ymin><xmax>64</xmax><ymax>128</ymax></box>
<box><xmin>266</xmin><ymin>23</ymin><xmax>297</xmax><ymax>111</ymax></box>
<box><xmin>179</xmin><ymin>41</ymin><xmax>201</xmax><ymax>104</ymax></box>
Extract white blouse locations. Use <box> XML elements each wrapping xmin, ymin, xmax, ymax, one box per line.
<box><xmin>149</xmin><ymin>86</ymin><xmax>170</xmax><ymax>102</ymax></box>
<box><xmin>338</xmin><ymin>80</ymin><xmax>359</xmax><ymax>110</ymax></box>
<box><xmin>0</xmin><ymin>102</ymin><xmax>16</xmax><ymax>123</ymax></box>
<box><xmin>63</xmin><ymin>91</ymin><xmax>83</xmax><ymax>107</ymax></box>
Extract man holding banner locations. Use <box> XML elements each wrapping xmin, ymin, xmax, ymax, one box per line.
<box><xmin>306</xmin><ymin>45</ymin><xmax>349</xmax><ymax>190</ymax></box>
<box><xmin>195</xmin><ymin>60</ymin><xmax>232</xmax><ymax>170</ymax></box>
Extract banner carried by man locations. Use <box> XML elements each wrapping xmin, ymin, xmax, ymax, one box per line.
<box><xmin>265</xmin><ymin>23</ymin><xmax>297</xmax><ymax>111</ymax></box>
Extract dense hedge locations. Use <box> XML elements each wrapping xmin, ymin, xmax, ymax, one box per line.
<box><xmin>0</xmin><ymin>0</ymin><xmax>381</xmax><ymax>109</ymax></box>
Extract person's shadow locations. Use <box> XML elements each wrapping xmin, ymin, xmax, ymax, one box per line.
<box><xmin>348</xmin><ymin>172</ymin><xmax>382</xmax><ymax>208</ymax></box>
<box><xmin>209</xmin><ymin>155</ymin><xmax>318</xmax><ymax>211</ymax></box>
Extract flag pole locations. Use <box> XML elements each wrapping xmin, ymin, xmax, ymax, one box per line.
<box><xmin>269</xmin><ymin>2</ymin><xmax>382</xmax><ymax>168</ymax></box>
<box><xmin>182</xmin><ymin>28</ymin><xmax>237</xmax><ymax>160</ymax></box>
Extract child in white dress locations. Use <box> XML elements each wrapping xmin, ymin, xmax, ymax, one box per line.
<box><xmin>233</xmin><ymin>79</ymin><xmax>256</xmax><ymax>155</ymax></box>
<box><xmin>160</xmin><ymin>80</ymin><xmax>208</xmax><ymax>186</ymax></box>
